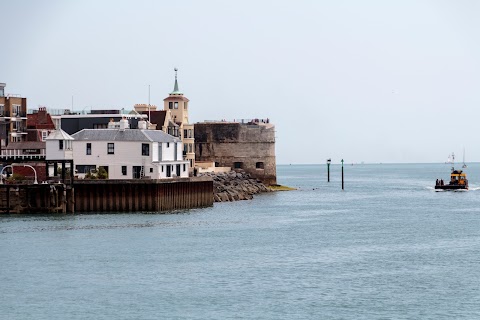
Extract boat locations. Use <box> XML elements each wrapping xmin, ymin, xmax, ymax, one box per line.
<box><xmin>435</xmin><ymin>168</ymin><xmax>469</xmax><ymax>190</ymax></box>
<box><xmin>462</xmin><ymin>148</ymin><xmax>467</xmax><ymax>168</ymax></box>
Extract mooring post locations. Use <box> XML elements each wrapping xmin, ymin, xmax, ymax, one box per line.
<box><xmin>6</xmin><ymin>186</ymin><xmax>10</xmax><ymax>214</ymax></box>
<box><xmin>327</xmin><ymin>158</ymin><xmax>331</xmax><ymax>182</ymax></box>
<box><xmin>341</xmin><ymin>159</ymin><xmax>344</xmax><ymax>190</ymax></box>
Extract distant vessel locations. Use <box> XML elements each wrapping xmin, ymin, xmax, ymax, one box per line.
<box><xmin>435</xmin><ymin>169</ymin><xmax>468</xmax><ymax>190</ymax></box>
<box><xmin>445</xmin><ymin>152</ymin><xmax>454</xmax><ymax>164</ymax></box>
<box><xmin>462</xmin><ymin>148</ymin><xmax>467</xmax><ymax>168</ymax></box>
<box><xmin>436</xmin><ymin>153</ymin><xmax>468</xmax><ymax>190</ymax></box>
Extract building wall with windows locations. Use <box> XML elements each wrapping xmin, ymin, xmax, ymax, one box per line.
<box><xmin>70</xmin><ymin>129</ymin><xmax>188</xmax><ymax>180</ymax></box>
<box><xmin>0</xmin><ymin>91</ymin><xmax>28</xmax><ymax>147</ymax></box>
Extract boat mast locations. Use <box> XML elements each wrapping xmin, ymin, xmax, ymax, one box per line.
<box><xmin>451</xmin><ymin>152</ymin><xmax>455</xmax><ymax>172</ymax></box>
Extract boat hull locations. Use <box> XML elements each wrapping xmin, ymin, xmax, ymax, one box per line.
<box><xmin>435</xmin><ymin>185</ymin><xmax>468</xmax><ymax>190</ymax></box>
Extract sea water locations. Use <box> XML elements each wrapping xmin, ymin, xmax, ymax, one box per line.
<box><xmin>1</xmin><ymin>163</ymin><xmax>480</xmax><ymax>319</ymax></box>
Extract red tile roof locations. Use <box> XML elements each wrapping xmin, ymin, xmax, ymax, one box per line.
<box><xmin>27</xmin><ymin>110</ymin><xmax>55</xmax><ymax>130</ymax></box>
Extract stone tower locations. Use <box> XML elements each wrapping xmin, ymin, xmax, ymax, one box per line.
<box><xmin>163</xmin><ymin>69</ymin><xmax>195</xmax><ymax>169</ymax></box>
<box><xmin>194</xmin><ymin>120</ymin><xmax>277</xmax><ymax>185</ymax></box>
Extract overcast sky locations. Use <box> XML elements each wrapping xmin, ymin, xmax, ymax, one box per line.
<box><xmin>1</xmin><ymin>0</ymin><xmax>479</xmax><ymax>164</ymax></box>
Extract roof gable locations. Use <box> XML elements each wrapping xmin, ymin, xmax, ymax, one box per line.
<box><xmin>45</xmin><ymin>129</ymin><xmax>74</xmax><ymax>140</ymax></box>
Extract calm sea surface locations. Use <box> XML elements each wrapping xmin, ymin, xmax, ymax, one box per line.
<box><xmin>2</xmin><ymin>164</ymin><xmax>480</xmax><ymax>319</ymax></box>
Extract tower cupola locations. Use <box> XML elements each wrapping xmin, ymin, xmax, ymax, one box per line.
<box><xmin>170</xmin><ymin>68</ymin><xmax>183</xmax><ymax>95</ymax></box>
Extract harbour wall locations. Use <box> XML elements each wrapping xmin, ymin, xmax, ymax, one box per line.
<box><xmin>74</xmin><ymin>177</ymin><xmax>213</xmax><ymax>212</ymax></box>
<box><xmin>0</xmin><ymin>177</ymin><xmax>213</xmax><ymax>214</ymax></box>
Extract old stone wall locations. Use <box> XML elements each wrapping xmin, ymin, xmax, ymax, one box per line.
<box><xmin>195</xmin><ymin>122</ymin><xmax>277</xmax><ymax>185</ymax></box>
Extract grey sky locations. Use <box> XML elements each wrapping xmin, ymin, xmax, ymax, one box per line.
<box><xmin>1</xmin><ymin>0</ymin><xmax>479</xmax><ymax>164</ymax></box>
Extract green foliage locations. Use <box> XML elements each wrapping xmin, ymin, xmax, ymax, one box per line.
<box><xmin>85</xmin><ymin>172</ymin><xmax>97</xmax><ymax>179</ymax></box>
<box><xmin>57</xmin><ymin>167</ymin><xmax>71</xmax><ymax>176</ymax></box>
<box><xmin>97</xmin><ymin>167</ymin><xmax>108</xmax><ymax>179</ymax></box>
<box><xmin>84</xmin><ymin>167</ymin><xmax>108</xmax><ymax>180</ymax></box>
<box><xmin>6</xmin><ymin>173</ymin><xmax>26</xmax><ymax>182</ymax></box>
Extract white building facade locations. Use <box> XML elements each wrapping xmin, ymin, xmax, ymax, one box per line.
<box><xmin>70</xmin><ymin>125</ymin><xmax>189</xmax><ymax>179</ymax></box>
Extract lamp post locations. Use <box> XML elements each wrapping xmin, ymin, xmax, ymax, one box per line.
<box><xmin>341</xmin><ymin>159</ymin><xmax>344</xmax><ymax>190</ymax></box>
<box><xmin>327</xmin><ymin>158</ymin><xmax>331</xmax><ymax>182</ymax></box>
<box><xmin>22</xmin><ymin>165</ymin><xmax>38</xmax><ymax>184</ymax></box>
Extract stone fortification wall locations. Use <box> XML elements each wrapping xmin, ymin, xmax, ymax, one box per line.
<box><xmin>194</xmin><ymin>122</ymin><xmax>277</xmax><ymax>185</ymax></box>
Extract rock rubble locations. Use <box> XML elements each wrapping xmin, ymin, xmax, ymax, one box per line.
<box><xmin>198</xmin><ymin>171</ymin><xmax>271</xmax><ymax>202</ymax></box>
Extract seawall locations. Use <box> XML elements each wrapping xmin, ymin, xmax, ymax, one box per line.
<box><xmin>0</xmin><ymin>177</ymin><xmax>213</xmax><ymax>214</ymax></box>
<box><xmin>73</xmin><ymin>177</ymin><xmax>213</xmax><ymax>212</ymax></box>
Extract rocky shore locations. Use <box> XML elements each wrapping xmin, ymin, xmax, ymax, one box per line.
<box><xmin>198</xmin><ymin>171</ymin><xmax>271</xmax><ymax>202</ymax></box>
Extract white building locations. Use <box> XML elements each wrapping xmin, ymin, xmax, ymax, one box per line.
<box><xmin>70</xmin><ymin>121</ymin><xmax>189</xmax><ymax>179</ymax></box>
<box><xmin>45</xmin><ymin>129</ymin><xmax>74</xmax><ymax>160</ymax></box>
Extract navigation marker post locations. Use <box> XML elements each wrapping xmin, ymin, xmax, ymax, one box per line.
<box><xmin>341</xmin><ymin>159</ymin><xmax>344</xmax><ymax>190</ymax></box>
<box><xmin>327</xmin><ymin>158</ymin><xmax>331</xmax><ymax>182</ymax></box>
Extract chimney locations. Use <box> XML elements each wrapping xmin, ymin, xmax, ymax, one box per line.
<box><xmin>138</xmin><ymin>120</ymin><xmax>147</xmax><ymax>130</ymax></box>
<box><xmin>119</xmin><ymin>118</ymin><xmax>129</xmax><ymax>131</ymax></box>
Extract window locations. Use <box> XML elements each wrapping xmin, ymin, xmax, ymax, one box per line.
<box><xmin>149</xmin><ymin>168</ymin><xmax>153</xmax><ymax>173</ymax></box>
<box><xmin>234</xmin><ymin>162</ymin><xmax>243</xmax><ymax>169</ymax></box>
<box><xmin>86</xmin><ymin>143</ymin><xmax>92</xmax><ymax>155</ymax></box>
<box><xmin>184</xmin><ymin>102</ymin><xmax>188</xmax><ymax>109</ymax></box>
<box><xmin>0</xmin><ymin>105</ymin><xmax>4</xmax><ymax>116</ymax></box>
<box><xmin>59</xmin><ymin>140</ymin><xmax>64</xmax><ymax>150</ymax></box>
<box><xmin>166</xmin><ymin>142</ymin><xmax>170</xmax><ymax>148</ymax></box>
<box><xmin>174</xmin><ymin>102</ymin><xmax>178</xmax><ymax>109</ymax></box>
<box><xmin>161</xmin><ymin>165</ymin><xmax>164</xmax><ymax>172</ymax></box>
<box><xmin>12</xmin><ymin>104</ymin><xmax>20</xmax><ymax>115</ymax></box>
<box><xmin>107</xmin><ymin>143</ymin><xmax>114</xmax><ymax>154</ymax></box>
<box><xmin>256</xmin><ymin>162</ymin><xmax>264</xmax><ymax>169</ymax></box>
<box><xmin>183</xmin><ymin>164</ymin><xmax>186</xmax><ymax>171</ymax></box>
<box><xmin>142</xmin><ymin>143</ymin><xmax>149</xmax><ymax>156</ymax></box>
<box><xmin>76</xmin><ymin>165</ymin><xmax>96</xmax><ymax>174</ymax></box>
<box><xmin>184</xmin><ymin>129</ymin><xmax>187</xmax><ymax>138</ymax></box>
<box><xmin>41</xmin><ymin>131</ymin><xmax>48</xmax><ymax>141</ymax></box>
<box><xmin>169</xmin><ymin>102</ymin><xmax>173</xmax><ymax>109</ymax></box>
<box><xmin>122</xmin><ymin>166</ymin><xmax>127</xmax><ymax>175</ymax></box>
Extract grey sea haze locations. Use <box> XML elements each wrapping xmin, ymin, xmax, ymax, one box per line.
<box><xmin>2</xmin><ymin>164</ymin><xmax>480</xmax><ymax>319</ymax></box>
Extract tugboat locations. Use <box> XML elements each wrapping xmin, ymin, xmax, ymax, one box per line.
<box><xmin>435</xmin><ymin>168</ymin><xmax>469</xmax><ymax>190</ymax></box>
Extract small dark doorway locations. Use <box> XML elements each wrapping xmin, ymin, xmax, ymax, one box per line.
<box><xmin>176</xmin><ymin>164</ymin><xmax>181</xmax><ymax>177</ymax></box>
<box><xmin>166</xmin><ymin>165</ymin><xmax>171</xmax><ymax>177</ymax></box>
<box><xmin>133</xmin><ymin>166</ymin><xmax>142</xmax><ymax>179</ymax></box>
